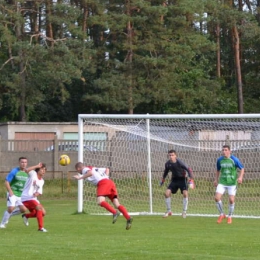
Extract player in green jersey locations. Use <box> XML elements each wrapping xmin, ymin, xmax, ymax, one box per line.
<box><xmin>0</xmin><ymin>157</ymin><xmax>40</xmax><ymax>228</ymax></box>
<box><xmin>214</xmin><ymin>145</ymin><xmax>245</xmax><ymax>224</ymax></box>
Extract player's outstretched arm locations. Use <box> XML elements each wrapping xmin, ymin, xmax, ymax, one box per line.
<box><xmin>26</xmin><ymin>162</ymin><xmax>43</xmax><ymax>173</ymax></box>
<box><xmin>73</xmin><ymin>171</ymin><xmax>93</xmax><ymax>180</ymax></box>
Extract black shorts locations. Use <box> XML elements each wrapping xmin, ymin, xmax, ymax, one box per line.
<box><xmin>167</xmin><ymin>178</ymin><xmax>188</xmax><ymax>194</ymax></box>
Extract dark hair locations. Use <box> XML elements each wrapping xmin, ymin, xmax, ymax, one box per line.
<box><xmin>222</xmin><ymin>145</ymin><xmax>231</xmax><ymax>150</ymax></box>
<box><xmin>168</xmin><ymin>149</ymin><xmax>177</xmax><ymax>154</ymax></box>
<box><xmin>19</xmin><ymin>157</ymin><xmax>27</xmax><ymax>161</ymax></box>
<box><xmin>35</xmin><ymin>163</ymin><xmax>47</xmax><ymax>172</ymax></box>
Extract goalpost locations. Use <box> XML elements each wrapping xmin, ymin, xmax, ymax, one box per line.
<box><xmin>78</xmin><ymin>114</ymin><xmax>260</xmax><ymax>218</ymax></box>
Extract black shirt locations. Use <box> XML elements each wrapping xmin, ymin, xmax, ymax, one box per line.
<box><xmin>163</xmin><ymin>159</ymin><xmax>193</xmax><ymax>181</ymax></box>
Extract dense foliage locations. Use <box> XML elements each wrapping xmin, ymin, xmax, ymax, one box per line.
<box><xmin>0</xmin><ymin>0</ymin><xmax>260</xmax><ymax>121</ymax></box>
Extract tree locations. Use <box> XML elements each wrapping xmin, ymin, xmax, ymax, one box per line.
<box><xmin>0</xmin><ymin>0</ymin><xmax>87</xmax><ymax>121</ymax></box>
<box><xmin>1</xmin><ymin>0</ymin><xmax>260</xmax><ymax>121</ymax></box>
<box><xmin>81</xmin><ymin>0</ymin><xmax>222</xmax><ymax>114</ymax></box>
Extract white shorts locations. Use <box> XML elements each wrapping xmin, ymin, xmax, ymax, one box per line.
<box><xmin>7</xmin><ymin>194</ymin><xmax>24</xmax><ymax>207</ymax></box>
<box><xmin>216</xmin><ymin>184</ymin><xmax>237</xmax><ymax>196</ymax></box>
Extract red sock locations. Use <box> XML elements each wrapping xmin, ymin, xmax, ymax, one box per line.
<box><xmin>118</xmin><ymin>205</ymin><xmax>130</xmax><ymax>220</ymax></box>
<box><xmin>100</xmin><ymin>201</ymin><xmax>117</xmax><ymax>214</ymax></box>
<box><xmin>36</xmin><ymin>210</ymin><xmax>44</xmax><ymax>229</ymax></box>
<box><xmin>25</xmin><ymin>209</ymin><xmax>37</xmax><ymax>218</ymax></box>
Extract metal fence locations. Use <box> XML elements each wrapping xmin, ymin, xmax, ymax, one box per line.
<box><xmin>0</xmin><ymin>138</ymin><xmax>259</xmax><ymax>172</ymax></box>
<box><xmin>0</xmin><ymin>139</ymin><xmax>259</xmax><ymax>203</ymax></box>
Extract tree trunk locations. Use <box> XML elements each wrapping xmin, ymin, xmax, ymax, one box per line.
<box><xmin>126</xmin><ymin>19</ymin><xmax>133</xmax><ymax>114</ymax></box>
<box><xmin>82</xmin><ymin>7</ymin><xmax>88</xmax><ymax>36</ymax></box>
<box><xmin>46</xmin><ymin>0</ymin><xmax>54</xmax><ymax>47</ymax></box>
<box><xmin>232</xmin><ymin>25</ymin><xmax>243</xmax><ymax>113</ymax></box>
<box><xmin>216</xmin><ymin>23</ymin><xmax>221</xmax><ymax>78</ymax></box>
<box><xmin>256</xmin><ymin>0</ymin><xmax>260</xmax><ymax>23</ymax></box>
<box><xmin>15</xmin><ymin>3</ymin><xmax>26</xmax><ymax>121</ymax></box>
<box><xmin>125</xmin><ymin>1</ymin><xmax>134</xmax><ymax>114</ymax></box>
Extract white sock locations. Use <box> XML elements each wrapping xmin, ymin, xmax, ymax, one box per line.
<box><xmin>10</xmin><ymin>208</ymin><xmax>22</xmax><ymax>217</ymax></box>
<box><xmin>216</xmin><ymin>200</ymin><xmax>224</xmax><ymax>214</ymax></box>
<box><xmin>1</xmin><ymin>211</ymin><xmax>11</xmax><ymax>225</ymax></box>
<box><xmin>183</xmin><ymin>197</ymin><xmax>188</xmax><ymax>212</ymax></box>
<box><xmin>165</xmin><ymin>197</ymin><xmax>171</xmax><ymax>212</ymax></box>
<box><xmin>228</xmin><ymin>203</ymin><xmax>235</xmax><ymax>216</ymax></box>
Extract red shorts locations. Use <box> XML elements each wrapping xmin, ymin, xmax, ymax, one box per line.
<box><xmin>97</xmin><ymin>179</ymin><xmax>118</xmax><ymax>201</ymax></box>
<box><xmin>23</xmin><ymin>200</ymin><xmax>41</xmax><ymax>212</ymax></box>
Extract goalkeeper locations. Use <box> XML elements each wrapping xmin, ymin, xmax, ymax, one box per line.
<box><xmin>73</xmin><ymin>162</ymin><xmax>133</xmax><ymax>230</ymax></box>
<box><xmin>160</xmin><ymin>149</ymin><xmax>194</xmax><ymax>218</ymax></box>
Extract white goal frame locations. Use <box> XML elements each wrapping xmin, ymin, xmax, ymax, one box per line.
<box><xmin>78</xmin><ymin>113</ymin><xmax>260</xmax><ymax>218</ymax></box>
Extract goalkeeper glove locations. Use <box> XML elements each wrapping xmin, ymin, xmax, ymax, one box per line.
<box><xmin>188</xmin><ymin>179</ymin><xmax>195</xmax><ymax>189</ymax></box>
<box><xmin>160</xmin><ymin>179</ymin><xmax>165</xmax><ymax>186</ymax></box>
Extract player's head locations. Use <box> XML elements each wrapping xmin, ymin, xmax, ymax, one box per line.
<box><xmin>19</xmin><ymin>157</ymin><xmax>28</xmax><ymax>170</ymax></box>
<box><xmin>35</xmin><ymin>163</ymin><xmax>47</xmax><ymax>177</ymax></box>
<box><xmin>75</xmin><ymin>162</ymin><xmax>84</xmax><ymax>174</ymax></box>
<box><xmin>168</xmin><ymin>149</ymin><xmax>177</xmax><ymax>162</ymax></box>
<box><xmin>222</xmin><ymin>145</ymin><xmax>231</xmax><ymax>158</ymax></box>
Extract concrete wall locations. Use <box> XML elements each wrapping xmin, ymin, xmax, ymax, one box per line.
<box><xmin>0</xmin><ymin>140</ymin><xmax>258</xmax><ymax>181</ymax></box>
<box><xmin>0</xmin><ymin>122</ymin><xmax>258</xmax><ymax>180</ymax></box>
<box><xmin>0</xmin><ymin>122</ymin><xmax>78</xmax><ymax>139</ymax></box>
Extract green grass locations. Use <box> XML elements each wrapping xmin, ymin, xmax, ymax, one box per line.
<box><xmin>83</xmin><ymin>178</ymin><xmax>260</xmax><ymax>216</ymax></box>
<box><xmin>1</xmin><ymin>177</ymin><xmax>260</xmax><ymax>216</ymax></box>
<box><xmin>0</xmin><ymin>200</ymin><xmax>259</xmax><ymax>260</ymax></box>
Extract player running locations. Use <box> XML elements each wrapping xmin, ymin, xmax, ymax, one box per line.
<box><xmin>21</xmin><ymin>163</ymin><xmax>48</xmax><ymax>232</ymax></box>
<box><xmin>0</xmin><ymin>157</ymin><xmax>40</xmax><ymax>228</ymax></box>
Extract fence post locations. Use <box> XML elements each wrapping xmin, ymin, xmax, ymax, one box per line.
<box><xmin>53</xmin><ymin>135</ymin><xmax>59</xmax><ymax>175</ymax></box>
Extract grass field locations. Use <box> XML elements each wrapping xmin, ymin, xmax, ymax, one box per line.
<box><xmin>0</xmin><ymin>199</ymin><xmax>259</xmax><ymax>260</ymax></box>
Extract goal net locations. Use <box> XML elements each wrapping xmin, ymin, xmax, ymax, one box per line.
<box><xmin>78</xmin><ymin>114</ymin><xmax>260</xmax><ymax>218</ymax></box>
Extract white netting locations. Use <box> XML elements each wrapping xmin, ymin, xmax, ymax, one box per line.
<box><xmin>79</xmin><ymin>115</ymin><xmax>260</xmax><ymax>218</ymax></box>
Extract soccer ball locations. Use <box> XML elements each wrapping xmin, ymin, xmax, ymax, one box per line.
<box><xmin>59</xmin><ymin>154</ymin><xmax>71</xmax><ymax>166</ymax></box>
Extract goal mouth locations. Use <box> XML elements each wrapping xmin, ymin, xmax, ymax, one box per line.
<box><xmin>77</xmin><ymin>114</ymin><xmax>260</xmax><ymax>218</ymax></box>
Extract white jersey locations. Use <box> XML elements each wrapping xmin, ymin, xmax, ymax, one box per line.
<box><xmin>82</xmin><ymin>166</ymin><xmax>109</xmax><ymax>186</ymax></box>
<box><xmin>21</xmin><ymin>170</ymin><xmax>44</xmax><ymax>202</ymax></box>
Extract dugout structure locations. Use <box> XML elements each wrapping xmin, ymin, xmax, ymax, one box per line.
<box><xmin>77</xmin><ymin>114</ymin><xmax>260</xmax><ymax>218</ymax></box>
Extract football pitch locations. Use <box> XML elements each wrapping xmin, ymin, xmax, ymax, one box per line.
<box><xmin>0</xmin><ymin>200</ymin><xmax>259</xmax><ymax>260</ymax></box>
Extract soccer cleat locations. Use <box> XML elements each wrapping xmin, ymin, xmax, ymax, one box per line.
<box><xmin>163</xmin><ymin>211</ymin><xmax>172</xmax><ymax>218</ymax></box>
<box><xmin>182</xmin><ymin>212</ymin><xmax>187</xmax><ymax>218</ymax></box>
<box><xmin>126</xmin><ymin>218</ymin><xmax>133</xmax><ymax>230</ymax></box>
<box><xmin>217</xmin><ymin>214</ymin><xmax>226</xmax><ymax>224</ymax></box>
<box><xmin>227</xmin><ymin>217</ymin><xmax>232</xmax><ymax>224</ymax></box>
<box><xmin>112</xmin><ymin>211</ymin><xmax>120</xmax><ymax>224</ymax></box>
<box><xmin>0</xmin><ymin>224</ymin><xmax>6</xmax><ymax>228</ymax></box>
<box><xmin>38</xmin><ymin>228</ymin><xmax>48</xmax><ymax>232</ymax></box>
<box><xmin>22</xmin><ymin>214</ymin><xmax>29</xmax><ymax>226</ymax></box>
